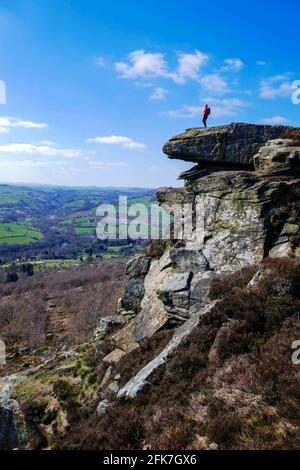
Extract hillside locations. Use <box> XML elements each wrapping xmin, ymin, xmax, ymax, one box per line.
<box><xmin>0</xmin><ymin>123</ymin><xmax>300</xmax><ymax>450</ymax></box>
<box><xmin>0</xmin><ymin>184</ymin><xmax>156</xmax><ymax>263</ymax></box>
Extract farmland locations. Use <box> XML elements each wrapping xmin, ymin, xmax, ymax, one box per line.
<box><xmin>0</xmin><ymin>222</ymin><xmax>43</xmax><ymax>244</ymax></box>
<box><xmin>0</xmin><ymin>184</ymin><xmax>156</xmax><ymax>263</ymax></box>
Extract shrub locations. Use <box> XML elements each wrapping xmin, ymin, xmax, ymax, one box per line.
<box><xmin>209</xmin><ymin>265</ymin><xmax>258</xmax><ymax>300</ymax></box>
<box><xmin>206</xmin><ymin>398</ymin><xmax>243</xmax><ymax>449</ymax></box>
<box><xmin>281</xmin><ymin>129</ymin><xmax>300</xmax><ymax>146</ymax></box>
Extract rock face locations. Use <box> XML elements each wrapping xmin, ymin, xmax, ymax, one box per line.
<box><xmin>0</xmin><ymin>374</ymin><xmax>28</xmax><ymax>449</ymax></box>
<box><xmin>121</xmin><ymin>256</ymin><xmax>151</xmax><ymax>313</ymax></box>
<box><xmin>113</xmin><ymin>124</ymin><xmax>299</xmax><ymax>401</ymax></box>
<box><xmin>116</xmin><ymin>124</ymin><xmax>299</xmax><ymax>349</ymax></box>
<box><xmin>254</xmin><ymin>139</ymin><xmax>300</xmax><ymax>176</ymax></box>
<box><xmin>163</xmin><ymin>123</ymin><xmax>291</xmax><ymax>166</ymax></box>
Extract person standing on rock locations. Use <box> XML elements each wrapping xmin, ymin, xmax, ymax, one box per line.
<box><xmin>203</xmin><ymin>104</ymin><xmax>211</xmax><ymax>127</ymax></box>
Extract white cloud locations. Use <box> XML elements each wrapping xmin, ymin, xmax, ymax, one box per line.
<box><xmin>200</xmin><ymin>74</ymin><xmax>229</xmax><ymax>94</ymax></box>
<box><xmin>95</xmin><ymin>56</ymin><xmax>105</xmax><ymax>67</ymax></box>
<box><xmin>150</xmin><ymin>87</ymin><xmax>168</xmax><ymax>101</ymax></box>
<box><xmin>256</xmin><ymin>60</ymin><xmax>271</xmax><ymax>67</ymax></box>
<box><xmin>115</xmin><ymin>49</ymin><xmax>208</xmax><ymax>84</ymax></box>
<box><xmin>259</xmin><ymin>75</ymin><xmax>293</xmax><ymax>99</ymax></box>
<box><xmin>222</xmin><ymin>58</ymin><xmax>244</xmax><ymax>72</ymax></box>
<box><xmin>38</xmin><ymin>140</ymin><xmax>58</xmax><ymax>146</ymax></box>
<box><xmin>0</xmin><ymin>158</ymin><xmax>49</xmax><ymax>168</ymax></box>
<box><xmin>166</xmin><ymin>97</ymin><xmax>248</xmax><ymax>119</ymax></box>
<box><xmin>0</xmin><ymin>116</ymin><xmax>48</xmax><ymax>133</ymax></box>
<box><xmin>0</xmin><ymin>142</ymin><xmax>86</xmax><ymax>158</ymax></box>
<box><xmin>86</xmin><ymin>135</ymin><xmax>146</xmax><ymax>150</ymax></box>
<box><xmin>165</xmin><ymin>106</ymin><xmax>200</xmax><ymax>119</ymax></box>
<box><xmin>173</xmin><ymin>50</ymin><xmax>208</xmax><ymax>84</ymax></box>
<box><xmin>89</xmin><ymin>161</ymin><xmax>127</xmax><ymax>168</ymax></box>
<box><xmin>0</xmin><ymin>157</ymin><xmax>73</xmax><ymax>183</ymax></box>
<box><xmin>115</xmin><ymin>50</ymin><xmax>169</xmax><ymax>80</ymax></box>
<box><xmin>258</xmin><ymin>116</ymin><xmax>290</xmax><ymax>125</ymax></box>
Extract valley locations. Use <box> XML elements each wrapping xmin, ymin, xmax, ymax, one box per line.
<box><xmin>0</xmin><ymin>184</ymin><xmax>156</xmax><ymax>264</ymax></box>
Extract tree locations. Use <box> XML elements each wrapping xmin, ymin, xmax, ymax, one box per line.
<box><xmin>6</xmin><ymin>271</ymin><xmax>19</xmax><ymax>283</ymax></box>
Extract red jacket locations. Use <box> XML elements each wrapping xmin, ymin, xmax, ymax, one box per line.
<box><xmin>203</xmin><ymin>106</ymin><xmax>210</xmax><ymax>118</ymax></box>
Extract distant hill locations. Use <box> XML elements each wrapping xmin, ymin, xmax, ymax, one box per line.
<box><xmin>0</xmin><ymin>184</ymin><xmax>156</xmax><ymax>263</ymax></box>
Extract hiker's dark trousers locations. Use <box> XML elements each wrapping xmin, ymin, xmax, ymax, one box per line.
<box><xmin>203</xmin><ymin>116</ymin><xmax>208</xmax><ymax>127</ymax></box>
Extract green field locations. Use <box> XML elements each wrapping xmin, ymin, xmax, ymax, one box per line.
<box><xmin>0</xmin><ymin>258</ymin><xmax>81</xmax><ymax>272</ymax></box>
<box><xmin>0</xmin><ymin>222</ymin><xmax>44</xmax><ymax>245</ymax></box>
<box><xmin>0</xmin><ymin>184</ymin><xmax>156</xmax><ymax>260</ymax></box>
<box><xmin>75</xmin><ymin>226</ymin><xmax>96</xmax><ymax>235</ymax></box>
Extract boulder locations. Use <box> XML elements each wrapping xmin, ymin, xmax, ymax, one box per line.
<box><xmin>269</xmin><ymin>242</ymin><xmax>293</xmax><ymax>258</ymax></box>
<box><xmin>122</xmin><ymin>277</ymin><xmax>145</xmax><ymax>313</ymax></box>
<box><xmin>93</xmin><ymin>315</ymin><xmax>125</xmax><ymax>340</ymax></box>
<box><xmin>125</xmin><ymin>256</ymin><xmax>151</xmax><ymax>276</ymax></box>
<box><xmin>0</xmin><ymin>374</ymin><xmax>28</xmax><ymax>449</ymax></box>
<box><xmin>159</xmin><ymin>271</ymin><xmax>192</xmax><ymax>294</ymax></box>
<box><xmin>280</xmin><ymin>223</ymin><xmax>299</xmax><ymax>236</ymax></box>
<box><xmin>253</xmin><ymin>139</ymin><xmax>300</xmax><ymax>175</ymax></box>
<box><xmin>170</xmin><ymin>248</ymin><xmax>208</xmax><ymax>272</ymax></box>
<box><xmin>117</xmin><ymin>301</ymin><xmax>218</xmax><ymax>399</ymax></box>
<box><xmin>103</xmin><ymin>348</ymin><xmax>127</xmax><ymax>365</ymax></box>
<box><xmin>163</xmin><ymin>123</ymin><xmax>291</xmax><ymax>166</ymax></box>
<box><xmin>189</xmin><ymin>271</ymin><xmax>214</xmax><ymax>315</ymax></box>
<box><xmin>208</xmin><ymin>319</ymin><xmax>240</xmax><ymax>368</ymax></box>
<box><xmin>134</xmin><ymin>250</ymin><xmax>173</xmax><ymax>341</ymax></box>
<box><xmin>112</xmin><ymin>320</ymin><xmax>139</xmax><ymax>354</ymax></box>
<box><xmin>96</xmin><ymin>399</ymin><xmax>111</xmax><ymax>417</ymax></box>
<box><xmin>158</xmin><ymin>272</ymin><xmax>193</xmax><ymax>322</ymax></box>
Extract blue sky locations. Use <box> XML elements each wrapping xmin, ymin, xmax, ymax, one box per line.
<box><xmin>0</xmin><ymin>0</ymin><xmax>299</xmax><ymax>187</ymax></box>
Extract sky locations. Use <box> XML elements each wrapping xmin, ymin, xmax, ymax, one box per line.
<box><xmin>0</xmin><ymin>0</ymin><xmax>299</xmax><ymax>188</ymax></box>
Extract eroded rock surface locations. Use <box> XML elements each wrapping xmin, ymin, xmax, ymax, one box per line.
<box><xmin>163</xmin><ymin>123</ymin><xmax>291</xmax><ymax>165</ymax></box>
<box><xmin>117</xmin><ymin>124</ymin><xmax>300</xmax><ymax>347</ymax></box>
<box><xmin>118</xmin><ymin>301</ymin><xmax>218</xmax><ymax>399</ymax></box>
<box><xmin>0</xmin><ymin>374</ymin><xmax>28</xmax><ymax>449</ymax></box>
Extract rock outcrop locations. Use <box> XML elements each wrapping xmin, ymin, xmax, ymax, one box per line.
<box><xmin>0</xmin><ymin>374</ymin><xmax>28</xmax><ymax>449</ymax></box>
<box><xmin>118</xmin><ymin>131</ymin><xmax>299</xmax><ymax>338</ymax></box>
<box><xmin>114</xmin><ymin>123</ymin><xmax>299</xmax><ymax>396</ymax></box>
<box><xmin>118</xmin><ymin>300</ymin><xmax>218</xmax><ymax>399</ymax></box>
<box><xmin>1</xmin><ymin>123</ymin><xmax>299</xmax><ymax>448</ymax></box>
<box><xmin>163</xmin><ymin>122</ymin><xmax>291</xmax><ymax>166</ymax></box>
<box><xmin>254</xmin><ymin>138</ymin><xmax>300</xmax><ymax>176</ymax></box>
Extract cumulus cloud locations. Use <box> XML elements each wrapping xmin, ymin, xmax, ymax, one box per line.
<box><xmin>115</xmin><ymin>50</ymin><xmax>169</xmax><ymax>80</ymax></box>
<box><xmin>115</xmin><ymin>49</ymin><xmax>208</xmax><ymax>84</ymax></box>
<box><xmin>200</xmin><ymin>74</ymin><xmax>229</xmax><ymax>94</ymax></box>
<box><xmin>259</xmin><ymin>75</ymin><xmax>293</xmax><ymax>99</ymax></box>
<box><xmin>150</xmin><ymin>87</ymin><xmax>168</xmax><ymax>101</ymax></box>
<box><xmin>173</xmin><ymin>50</ymin><xmax>208</xmax><ymax>84</ymax></box>
<box><xmin>0</xmin><ymin>142</ymin><xmax>86</xmax><ymax>158</ymax></box>
<box><xmin>165</xmin><ymin>97</ymin><xmax>248</xmax><ymax>119</ymax></box>
<box><xmin>0</xmin><ymin>116</ymin><xmax>48</xmax><ymax>133</ymax></box>
<box><xmin>222</xmin><ymin>58</ymin><xmax>244</xmax><ymax>72</ymax></box>
<box><xmin>258</xmin><ymin>116</ymin><xmax>290</xmax><ymax>125</ymax></box>
<box><xmin>86</xmin><ymin>135</ymin><xmax>146</xmax><ymax>150</ymax></box>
